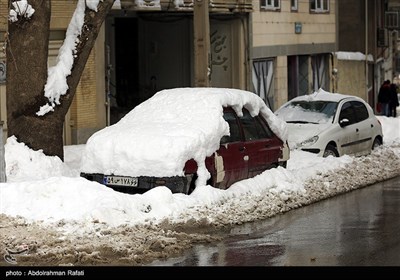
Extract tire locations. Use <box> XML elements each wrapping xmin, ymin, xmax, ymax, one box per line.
<box><xmin>187</xmin><ymin>174</ymin><xmax>197</xmax><ymax>195</ymax></box>
<box><xmin>279</xmin><ymin>161</ymin><xmax>287</xmax><ymax>168</ymax></box>
<box><xmin>186</xmin><ymin>174</ymin><xmax>214</xmax><ymax>194</ymax></box>
<box><xmin>372</xmin><ymin>137</ymin><xmax>382</xmax><ymax>150</ymax></box>
<box><xmin>323</xmin><ymin>144</ymin><xmax>339</xmax><ymax>157</ymax></box>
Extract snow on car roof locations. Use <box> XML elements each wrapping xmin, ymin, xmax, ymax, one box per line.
<box><xmin>80</xmin><ymin>87</ymin><xmax>287</xmax><ymax>184</ymax></box>
<box><xmin>291</xmin><ymin>88</ymin><xmax>362</xmax><ymax>103</ymax></box>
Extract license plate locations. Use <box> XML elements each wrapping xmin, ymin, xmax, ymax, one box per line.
<box><xmin>103</xmin><ymin>176</ymin><xmax>138</xmax><ymax>187</ymax></box>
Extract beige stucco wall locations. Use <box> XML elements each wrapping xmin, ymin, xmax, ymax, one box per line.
<box><xmin>275</xmin><ymin>56</ymin><xmax>288</xmax><ymax>109</ymax></box>
<box><xmin>333</xmin><ymin>57</ymin><xmax>367</xmax><ymax>100</ymax></box>
<box><xmin>252</xmin><ymin>0</ymin><xmax>336</xmax><ymax>49</ymax></box>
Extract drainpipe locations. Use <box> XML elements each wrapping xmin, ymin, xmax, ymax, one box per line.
<box><xmin>106</xmin><ymin>44</ymin><xmax>111</xmax><ymax>127</ymax></box>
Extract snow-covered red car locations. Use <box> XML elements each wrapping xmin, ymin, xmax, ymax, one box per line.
<box><xmin>80</xmin><ymin>88</ymin><xmax>289</xmax><ymax>194</ymax></box>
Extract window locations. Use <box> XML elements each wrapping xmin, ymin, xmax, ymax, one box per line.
<box><xmin>239</xmin><ymin>109</ymin><xmax>271</xmax><ymax>141</ymax></box>
<box><xmin>288</xmin><ymin>55</ymin><xmax>309</xmax><ymax>100</ymax></box>
<box><xmin>377</xmin><ymin>28</ymin><xmax>389</xmax><ymax>47</ymax></box>
<box><xmin>351</xmin><ymin>101</ymin><xmax>369</xmax><ymax>122</ymax></box>
<box><xmin>260</xmin><ymin>0</ymin><xmax>281</xmax><ymax>11</ymax></box>
<box><xmin>339</xmin><ymin>102</ymin><xmax>356</xmax><ymax>125</ymax></box>
<box><xmin>310</xmin><ymin>0</ymin><xmax>329</xmax><ymax>13</ymax></box>
<box><xmin>311</xmin><ymin>54</ymin><xmax>329</xmax><ymax>92</ymax></box>
<box><xmin>252</xmin><ymin>59</ymin><xmax>275</xmax><ymax>110</ymax></box>
<box><xmin>291</xmin><ymin>0</ymin><xmax>298</xmax><ymax>11</ymax></box>
<box><xmin>385</xmin><ymin>11</ymin><xmax>399</xmax><ymax>29</ymax></box>
<box><xmin>256</xmin><ymin>116</ymin><xmax>274</xmax><ymax>138</ymax></box>
<box><xmin>221</xmin><ymin>111</ymin><xmax>241</xmax><ymax>144</ymax></box>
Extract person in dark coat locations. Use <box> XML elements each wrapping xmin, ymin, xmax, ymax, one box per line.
<box><xmin>378</xmin><ymin>80</ymin><xmax>391</xmax><ymax>116</ymax></box>
<box><xmin>389</xmin><ymin>83</ymin><xmax>399</xmax><ymax>117</ymax></box>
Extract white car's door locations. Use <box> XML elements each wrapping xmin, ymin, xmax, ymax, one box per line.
<box><xmin>350</xmin><ymin>101</ymin><xmax>375</xmax><ymax>155</ymax></box>
<box><xmin>337</xmin><ymin>101</ymin><xmax>362</xmax><ymax>155</ymax></box>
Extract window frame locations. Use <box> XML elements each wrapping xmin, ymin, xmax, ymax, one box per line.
<box><xmin>351</xmin><ymin>101</ymin><xmax>369</xmax><ymax>123</ymax></box>
<box><xmin>239</xmin><ymin>109</ymin><xmax>274</xmax><ymax>142</ymax></box>
<box><xmin>339</xmin><ymin>101</ymin><xmax>357</xmax><ymax>125</ymax></box>
<box><xmin>310</xmin><ymin>0</ymin><xmax>329</xmax><ymax>13</ymax></box>
<box><xmin>291</xmin><ymin>0</ymin><xmax>298</xmax><ymax>12</ymax></box>
<box><xmin>260</xmin><ymin>0</ymin><xmax>281</xmax><ymax>11</ymax></box>
<box><xmin>221</xmin><ymin>109</ymin><xmax>243</xmax><ymax>144</ymax></box>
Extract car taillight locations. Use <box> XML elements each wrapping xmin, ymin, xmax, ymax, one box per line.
<box><xmin>184</xmin><ymin>159</ymin><xmax>198</xmax><ymax>174</ymax></box>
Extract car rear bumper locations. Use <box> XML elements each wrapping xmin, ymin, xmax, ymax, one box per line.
<box><xmin>80</xmin><ymin>173</ymin><xmax>191</xmax><ymax>194</ymax></box>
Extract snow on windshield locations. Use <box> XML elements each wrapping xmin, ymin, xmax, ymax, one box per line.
<box><xmin>276</xmin><ymin>101</ymin><xmax>337</xmax><ymax>124</ymax></box>
<box><xmin>80</xmin><ymin>87</ymin><xmax>288</xmax><ymax>187</ymax></box>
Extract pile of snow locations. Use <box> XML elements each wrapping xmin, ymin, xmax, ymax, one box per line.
<box><xmin>0</xmin><ymin>114</ymin><xmax>399</xmax><ymax>230</ymax></box>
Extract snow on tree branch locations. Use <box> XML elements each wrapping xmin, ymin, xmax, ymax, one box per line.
<box><xmin>36</xmin><ymin>0</ymin><xmax>103</xmax><ymax>116</ymax></box>
<box><xmin>9</xmin><ymin>0</ymin><xmax>35</xmax><ymax>23</ymax></box>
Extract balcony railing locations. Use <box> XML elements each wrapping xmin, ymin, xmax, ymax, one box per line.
<box><xmin>120</xmin><ymin>0</ymin><xmax>253</xmax><ymax>13</ymax></box>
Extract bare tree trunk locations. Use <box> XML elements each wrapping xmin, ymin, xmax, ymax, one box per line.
<box><xmin>6</xmin><ymin>0</ymin><xmax>53</xmax><ymax>155</ymax></box>
<box><xmin>6</xmin><ymin>0</ymin><xmax>115</xmax><ymax>160</ymax></box>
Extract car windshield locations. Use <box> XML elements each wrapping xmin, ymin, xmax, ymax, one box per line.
<box><xmin>276</xmin><ymin>100</ymin><xmax>338</xmax><ymax>124</ymax></box>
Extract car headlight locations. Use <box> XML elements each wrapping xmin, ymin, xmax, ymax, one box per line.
<box><xmin>298</xmin><ymin>136</ymin><xmax>319</xmax><ymax>148</ymax></box>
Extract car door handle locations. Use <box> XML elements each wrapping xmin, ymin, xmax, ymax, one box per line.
<box><xmin>356</xmin><ymin>128</ymin><xmax>359</xmax><ymax>132</ymax></box>
<box><xmin>239</xmin><ymin>146</ymin><xmax>246</xmax><ymax>152</ymax></box>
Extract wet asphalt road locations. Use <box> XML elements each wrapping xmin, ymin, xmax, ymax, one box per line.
<box><xmin>150</xmin><ymin>176</ymin><xmax>400</xmax><ymax>266</ymax></box>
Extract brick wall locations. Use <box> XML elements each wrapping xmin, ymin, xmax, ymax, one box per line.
<box><xmin>74</xmin><ymin>50</ymin><xmax>99</xmax><ymax>129</ymax></box>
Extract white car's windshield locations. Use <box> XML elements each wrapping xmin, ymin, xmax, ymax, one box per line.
<box><xmin>276</xmin><ymin>101</ymin><xmax>338</xmax><ymax>124</ymax></box>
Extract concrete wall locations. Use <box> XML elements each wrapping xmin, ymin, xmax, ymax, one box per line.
<box><xmin>333</xmin><ymin>56</ymin><xmax>367</xmax><ymax>100</ymax></box>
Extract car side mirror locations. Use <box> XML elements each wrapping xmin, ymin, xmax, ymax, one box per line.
<box><xmin>339</xmin><ymin>118</ymin><xmax>350</xmax><ymax>127</ymax></box>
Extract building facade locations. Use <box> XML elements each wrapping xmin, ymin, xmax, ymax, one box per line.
<box><xmin>5</xmin><ymin>0</ymin><xmax>396</xmax><ymax>147</ymax></box>
<box><xmin>250</xmin><ymin>0</ymin><xmax>337</xmax><ymax>111</ymax></box>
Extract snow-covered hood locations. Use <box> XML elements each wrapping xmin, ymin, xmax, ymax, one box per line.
<box><xmin>286</xmin><ymin>123</ymin><xmax>331</xmax><ymax>149</ymax></box>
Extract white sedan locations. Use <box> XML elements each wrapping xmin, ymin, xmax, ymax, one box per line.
<box><xmin>275</xmin><ymin>89</ymin><xmax>383</xmax><ymax>157</ymax></box>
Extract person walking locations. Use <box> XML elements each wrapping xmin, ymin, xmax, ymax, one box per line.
<box><xmin>378</xmin><ymin>80</ymin><xmax>391</xmax><ymax>116</ymax></box>
<box><xmin>389</xmin><ymin>83</ymin><xmax>399</xmax><ymax>117</ymax></box>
